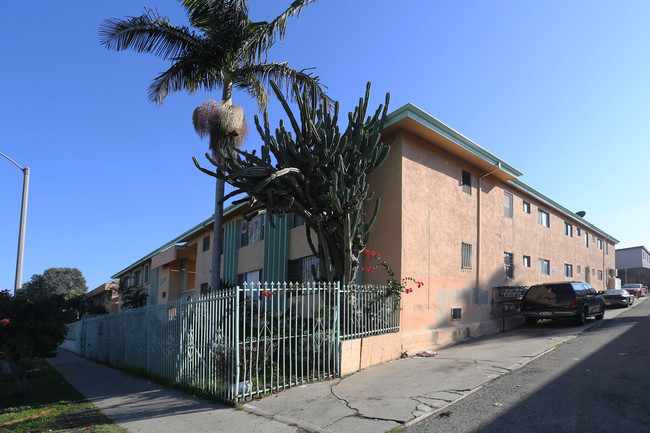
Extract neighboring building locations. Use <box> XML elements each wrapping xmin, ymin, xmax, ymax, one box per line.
<box><xmin>111</xmin><ymin>103</ymin><xmax>617</xmax><ymax>371</ymax></box>
<box><xmin>86</xmin><ymin>282</ymin><xmax>120</xmax><ymax>314</ymax></box>
<box><xmin>615</xmin><ymin>246</ymin><xmax>650</xmax><ymax>285</ymax></box>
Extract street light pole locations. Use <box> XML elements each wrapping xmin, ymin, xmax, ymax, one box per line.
<box><xmin>0</xmin><ymin>152</ymin><xmax>30</xmax><ymax>294</ymax></box>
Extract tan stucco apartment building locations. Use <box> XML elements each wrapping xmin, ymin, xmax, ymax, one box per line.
<box><xmin>112</xmin><ymin>103</ymin><xmax>617</xmax><ymax>370</ymax></box>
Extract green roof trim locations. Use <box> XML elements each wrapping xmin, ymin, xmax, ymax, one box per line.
<box><xmin>384</xmin><ymin>103</ymin><xmax>523</xmax><ymax>178</ymax></box>
<box><xmin>110</xmin><ymin>202</ymin><xmax>247</xmax><ymax>279</ymax></box>
<box><xmin>509</xmin><ymin>178</ymin><xmax>619</xmax><ymax>243</ymax></box>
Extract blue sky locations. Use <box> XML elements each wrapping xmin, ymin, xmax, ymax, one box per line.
<box><xmin>2</xmin><ymin>0</ymin><xmax>649</xmax><ymax>293</ymax></box>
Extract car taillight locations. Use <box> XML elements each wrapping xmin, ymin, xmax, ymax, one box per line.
<box><xmin>519</xmin><ymin>300</ymin><xmax>524</xmax><ymax>309</ymax></box>
<box><xmin>570</xmin><ymin>300</ymin><xmax>578</xmax><ymax>309</ymax></box>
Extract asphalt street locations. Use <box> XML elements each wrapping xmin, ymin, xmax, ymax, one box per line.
<box><xmin>405</xmin><ymin>298</ymin><xmax>650</xmax><ymax>433</ymax></box>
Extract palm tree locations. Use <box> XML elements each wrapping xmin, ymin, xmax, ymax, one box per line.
<box><xmin>100</xmin><ymin>0</ymin><xmax>327</xmax><ymax>293</ymax></box>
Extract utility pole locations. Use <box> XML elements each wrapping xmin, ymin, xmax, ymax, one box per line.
<box><xmin>1</xmin><ymin>152</ymin><xmax>30</xmax><ymax>294</ymax></box>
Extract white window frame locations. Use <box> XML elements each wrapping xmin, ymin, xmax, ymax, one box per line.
<box><xmin>565</xmin><ymin>263</ymin><xmax>573</xmax><ymax>278</ymax></box>
<box><xmin>538</xmin><ymin>209</ymin><xmax>550</xmax><ymax>227</ymax></box>
<box><xmin>538</xmin><ymin>259</ymin><xmax>550</xmax><ymax>275</ymax></box>
<box><xmin>564</xmin><ymin>222</ymin><xmax>573</xmax><ymax>237</ymax></box>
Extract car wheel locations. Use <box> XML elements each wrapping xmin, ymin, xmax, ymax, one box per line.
<box><xmin>576</xmin><ymin>308</ymin><xmax>587</xmax><ymax>325</ymax></box>
<box><xmin>595</xmin><ymin>303</ymin><xmax>604</xmax><ymax>320</ymax></box>
<box><xmin>631</xmin><ymin>298</ymin><xmax>635</xmax><ymax>306</ymax></box>
<box><xmin>525</xmin><ymin>317</ymin><xmax>537</xmax><ymax>327</ymax></box>
<box><xmin>625</xmin><ymin>300</ymin><xmax>630</xmax><ymax>308</ymax></box>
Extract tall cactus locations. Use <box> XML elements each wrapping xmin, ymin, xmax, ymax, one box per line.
<box><xmin>193</xmin><ymin>81</ymin><xmax>393</xmax><ymax>284</ymax></box>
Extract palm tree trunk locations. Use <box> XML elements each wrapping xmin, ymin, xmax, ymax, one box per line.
<box><xmin>209</xmin><ymin>81</ymin><xmax>234</xmax><ymax>292</ymax></box>
<box><xmin>211</xmin><ymin>176</ymin><xmax>225</xmax><ymax>291</ymax></box>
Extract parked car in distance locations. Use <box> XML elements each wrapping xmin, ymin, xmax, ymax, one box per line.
<box><xmin>520</xmin><ymin>282</ymin><xmax>605</xmax><ymax>326</ymax></box>
<box><xmin>621</xmin><ymin>283</ymin><xmax>647</xmax><ymax>298</ymax></box>
<box><xmin>602</xmin><ymin>289</ymin><xmax>635</xmax><ymax>308</ymax></box>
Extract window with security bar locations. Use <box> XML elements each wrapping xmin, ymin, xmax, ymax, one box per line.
<box><xmin>504</xmin><ymin>192</ymin><xmax>513</xmax><ymax>218</ymax></box>
<box><xmin>288</xmin><ymin>255</ymin><xmax>320</xmax><ymax>283</ymax></box>
<box><xmin>504</xmin><ymin>252</ymin><xmax>514</xmax><ymax>279</ymax></box>
<box><xmin>461</xmin><ymin>242</ymin><xmax>473</xmax><ymax>270</ymax></box>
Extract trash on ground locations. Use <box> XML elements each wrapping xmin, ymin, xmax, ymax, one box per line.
<box><xmin>412</xmin><ymin>350</ymin><xmax>438</xmax><ymax>358</ymax></box>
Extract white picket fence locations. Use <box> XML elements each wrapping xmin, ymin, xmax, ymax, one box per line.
<box><xmin>65</xmin><ymin>282</ymin><xmax>399</xmax><ymax>405</ymax></box>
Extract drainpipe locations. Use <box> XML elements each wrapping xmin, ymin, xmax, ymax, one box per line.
<box><xmin>476</xmin><ymin>163</ymin><xmax>501</xmax><ymax>304</ymax></box>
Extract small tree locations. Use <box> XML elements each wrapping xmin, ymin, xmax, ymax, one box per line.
<box><xmin>22</xmin><ymin>267</ymin><xmax>88</xmax><ymax>300</ymax></box>
<box><xmin>118</xmin><ymin>279</ymin><xmax>149</xmax><ymax>309</ymax></box>
<box><xmin>0</xmin><ymin>290</ymin><xmax>68</xmax><ymax>394</ymax></box>
<box><xmin>194</xmin><ymin>81</ymin><xmax>393</xmax><ymax>283</ymax></box>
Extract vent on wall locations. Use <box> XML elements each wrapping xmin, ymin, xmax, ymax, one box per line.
<box><xmin>451</xmin><ymin>307</ymin><xmax>462</xmax><ymax>321</ymax></box>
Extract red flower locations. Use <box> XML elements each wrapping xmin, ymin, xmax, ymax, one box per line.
<box><xmin>0</xmin><ymin>318</ymin><xmax>9</xmax><ymax>326</ymax></box>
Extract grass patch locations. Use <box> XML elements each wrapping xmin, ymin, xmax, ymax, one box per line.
<box><xmin>0</xmin><ymin>359</ymin><xmax>127</xmax><ymax>432</ymax></box>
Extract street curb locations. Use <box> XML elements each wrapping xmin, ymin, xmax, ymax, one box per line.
<box><xmin>401</xmin><ymin>332</ymin><xmax>583</xmax><ymax>429</ymax></box>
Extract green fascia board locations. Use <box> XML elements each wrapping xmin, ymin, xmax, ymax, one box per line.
<box><xmin>110</xmin><ymin>202</ymin><xmax>248</xmax><ymax>279</ymax></box>
<box><xmin>384</xmin><ymin>103</ymin><xmax>523</xmax><ymax>179</ymax></box>
<box><xmin>509</xmin><ymin>178</ymin><xmax>619</xmax><ymax>243</ymax></box>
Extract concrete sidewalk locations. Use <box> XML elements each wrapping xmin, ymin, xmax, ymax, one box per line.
<box><xmin>48</xmin><ymin>299</ymin><xmax>642</xmax><ymax>433</ymax></box>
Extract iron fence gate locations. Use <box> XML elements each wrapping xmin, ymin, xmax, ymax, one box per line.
<box><xmin>66</xmin><ymin>282</ymin><xmax>398</xmax><ymax>405</ymax></box>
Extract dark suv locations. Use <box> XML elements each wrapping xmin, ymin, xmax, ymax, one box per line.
<box><xmin>520</xmin><ymin>282</ymin><xmax>605</xmax><ymax>326</ymax></box>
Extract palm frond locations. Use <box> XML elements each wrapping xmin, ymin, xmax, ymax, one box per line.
<box><xmin>148</xmin><ymin>56</ymin><xmax>225</xmax><ymax>104</ymax></box>
<box><xmin>233</xmin><ymin>62</ymin><xmax>330</xmax><ymax>108</ymax></box>
<box><xmin>99</xmin><ymin>8</ymin><xmax>201</xmax><ymax>61</ymax></box>
<box><xmin>232</xmin><ymin>74</ymin><xmax>269</xmax><ymax>111</ymax></box>
<box><xmin>245</xmin><ymin>0</ymin><xmax>319</xmax><ymax>63</ymax></box>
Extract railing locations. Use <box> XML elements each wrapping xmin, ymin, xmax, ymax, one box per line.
<box><xmin>65</xmin><ymin>282</ymin><xmax>399</xmax><ymax>405</ymax></box>
<box><xmin>340</xmin><ymin>284</ymin><xmax>400</xmax><ymax>340</ymax></box>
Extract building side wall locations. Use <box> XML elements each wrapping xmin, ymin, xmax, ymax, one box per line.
<box><xmin>364</xmin><ymin>134</ymin><xmax>404</xmax><ymax>287</ymax></box>
<box><xmin>237</xmin><ymin>240</ymin><xmax>264</xmax><ymax>275</ymax></box>
<box><xmin>377</xmin><ymin>130</ymin><xmax>616</xmax><ymax>354</ymax></box>
<box><xmin>616</xmin><ymin>248</ymin><xmax>643</xmax><ymax>269</ymax></box>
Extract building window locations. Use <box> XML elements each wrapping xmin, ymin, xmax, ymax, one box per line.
<box><xmin>200</xmin><ymin>282</ymin><xmax>209</xmax><ymax>296</ymax></box>
<box><xmin>461</xmin><ymin>170</ymin><xmax>471</xmax><ymax>195</ymax></box>
<box><xmin>592</xmin><ymin>268</ymin><xmax>595</xmax><ymax>276</ymax></box>
<box><xmin>523</xmin><ymin>255</ymin><xmax>531</xmax><ymax>267</ymax></box>
<box><xmin>564</xmin><ymin>222</ymin><xmax>573</xmax><ymax>237</ymax></box>
<box><xmin>598</xmin><ymin>239</ymin><xmax>603</xmax><ymax>250</ymax></box>
<box><xmin>576</xmin><ymin>227</ymin><xmax>581</xmax><ymax>236</ymax></box>
<box><xmin>538</xmin><ymin>209</ymin><xmax>550</xmax><ymax>227</ymax></box>
<box><xmin>461</xmin><ymin>242</ymin><xmax>473</xmax><ymax>270</ymax></box>
<box><xmin>538</xmin><ymin>259</ymin><xmax>550</xmax><ymax>275</ymax></box>
<box><xmin>598</xmin><ymin>270</ymin><xmax>603</xmax><ymax>281</ymax></box>
<box><xmin>290</xmin><ymin>213</ymin><xmax>305</xmax><ymax>228</ymax></box>
<box><xmin>241</xmin><ymin>214</ymin><xmax>265</xmax><ymax>247</ymax></box>
<box><xmin>523</xmin><ymin>201</ymin><xmax>531</xmax><ymax>214</ymax></box>
<box><xmin>202</xmin><ymin>235</ymin><xmax>210</xmax><ymax>252</ymax></box>
<box><xmin>143</xmin><ymin>264</ymin><xmax>150</xmax><ymax>284</ymax></box>
<box><xmin>577</xmin><ymin>265</ymin><xmax>581</xmax><ymax>274</ymax></box>
<box><xmin>237</xmin><ymin>270</ymin><xmax>263</xmax><ymax>298</ymax></box>
<box><xmin>504</xmin><ymin>252</ymin><xmax>514</xmax><ymax>279</ymax></box>
<box><xmin>606</xmin><ymin>242</ymin><xmax>609</xmax><ymax>255</ymax></box>
<box><xmin>133</xmin><ymin>269</ymin><xmax>142</xmax><ymax>287</ymax></box>
<box><xmin>288</xmin><ymin>255</ymin><xmax>320</xmax><ymax>283</ymax></box>
<box><xmin>565</xmin><ymin>264</ymin><xmax>573</xmax><ymax>278</ymax></box>
<box><xmin>504</xmin><ymin>192</ymin><xmax>513</xmax><ymax>218</ymax></box>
